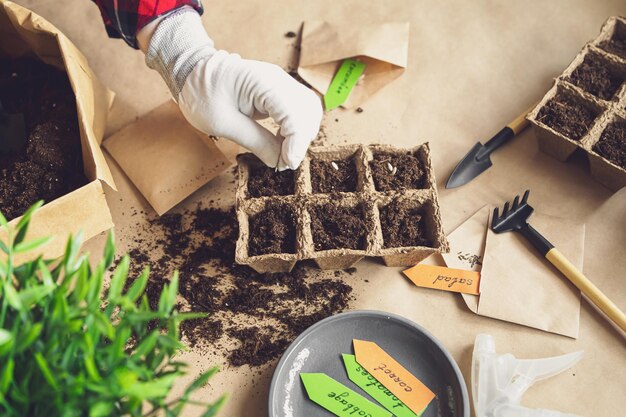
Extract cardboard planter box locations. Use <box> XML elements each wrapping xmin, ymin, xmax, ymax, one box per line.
<box><xmin>235</xmin><ymin>144</ymin><xmax>449</xmax><ymax>273</ymax></box>
<box><xmin>527</xmin><ymin>16</ymin><xmax>626</xmax><ymax>191</ymax></box>
<box><xmin>0</xmin><ymin>1</ymin><xmax>115</xmax><ymax>258</ymax></box>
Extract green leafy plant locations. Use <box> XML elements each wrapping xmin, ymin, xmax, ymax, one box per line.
<box><xmin>0</xmin><ymin>201</ymin><xmax>226</xmax><ymax>417</ymax></box>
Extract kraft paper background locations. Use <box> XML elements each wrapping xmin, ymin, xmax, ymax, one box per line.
<box><xmin>11</xmin><ymin>1</ymin><xmax>626</xmax><ymax>416</ymax></box>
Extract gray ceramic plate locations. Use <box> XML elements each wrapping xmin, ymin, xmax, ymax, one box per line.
<box><xmin>268</xmin><ymin>310</ymin><xmax>469</xmax><ymax>417</ymax></box>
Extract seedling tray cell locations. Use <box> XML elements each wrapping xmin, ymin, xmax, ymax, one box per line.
<box><xmin>528</xmin><ymin>16</ymin><xmax>626</xmax><ymax>190</ymax></box>
<box><xmin>235</xmin><ymin>144</ymin><xmax>449</xmax><ymax>273</ymax></box>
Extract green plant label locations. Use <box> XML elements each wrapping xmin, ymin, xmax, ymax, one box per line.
<box><xmin>342</xmin><ymin>354</ymin><xmax>422</xmax><ymax>417</ymax></box>
<box><xmin>300</xmin><ymin>373</ymin><xmax>391</xmax><ymax>417</ymax></box>
<box><xmin>323</xmin><ymin>58</ymin><xmax>366</xmax><ymax>110</ymax></box>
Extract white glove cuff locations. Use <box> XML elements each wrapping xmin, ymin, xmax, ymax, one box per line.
<box><xmin>145</xmin><ymin>7</ymin><xmax>216</xmax><ymax>99</ymax></box>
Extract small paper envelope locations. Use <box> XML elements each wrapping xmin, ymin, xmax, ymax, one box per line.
<box><xmin>442</xmin><ymin>206</ymin><xmax>584</xmax><ymax>338</ymax></box>
<box><xmin>103</xmin><ymin>101</ymin><xmax>238</xmax><ymax>215</ymax></box>
<box><xmin>298</xmin><ymin>21</ymin><xmax>409</xmax><ymax>108</ymax></box>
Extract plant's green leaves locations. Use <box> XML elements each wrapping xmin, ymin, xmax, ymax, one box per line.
<box><xmin>199</xmin><ymin>395</ymin><xmax>227</xmax><ymax>417</ymax></box>
<box><xmin>133</xmin><ymin>330</ymin><xmax>158</xmax><ymax>358</ymax></box>
<box><xmin>158</xmin><ymin>281</ymin><xmax>171</xmax><ymax>314</ymax></box>
<box><xmin>63</xmin><ymin>231</ymin><xmax>83</xmax><ymax>274</ymax></box>
<box><xmin>0</xmin><ymin>358</ymin><xmax>14</xmax><ymax>394</ymax></box>
<box><xmin>0</xmin><ymin>240</ymin><xmax>9</xmax><ymax>255</ymax></box>
<box><xmin>0</xmin><ymin>210</ymin><xmax>8</xmax><ymax>229</ymax></box>
<box><xmin>167</xmin><ymin>271</ymin><xmax>179</xmax><ymax>311</ymax></box>
<box><xmin>34</xmin><ymin>352</ymin><xmax>58</xmax><ymax>390</ymax></box>
<box><xmin>108</xmin><ymin>255</ymin><xmax>129</xmax><ymax>301</ymax></box>
<box><xmin>15</xmin><ymin>322</ymin><xmax>43</xmax><ymax>353</ymax></box>
<box><xmin>92</xmin><ymin>310</ymin><xmax>115</xmax><ymax>340</ymax></box>
<box><xmin>3</xmin><ymin>285</ymin><xmax>23</xmax><ymax>312</ymax></box>
<box><xmin>14</xmin><ymin>200</ymin><xmax>43</xmax><ymax>244</ymax></box>
<box><xmin>123</xmin><ymin>373</ymin><xmax>179</xmax><ymax>400</ymax></box>
<box><xmin>72</xmin><ymin>258</ymin><xmax>90</xmax><ymax>303</ymax></box>
<box><xmin>0</xmin><ymin>329</ymin><xmax>13</xmax><ymax>357</ymax></box>
<box><xmin>18</xmin><ymin>285</ymin><xmax>54</xmax><ymax>309</ymax></box>
<box><xmin>157</xmin><ymin>335</ymin><xmax>184</xmax><ymax>351</ymax></box>
<box><xmin>126</xmin><ymin>311</ymin><xmax>165</xmax><ymax>323</ymax></box>
<box><xmin>89</xmin><ymin>401</ymin><xmax>114</xmax><ymax>417</ymax></box>
<box><xmin>185</xmin><ymin>367</ymin><xmax>219</xmax><ymax>395</ymax></box>
<box><xmin>175</xmin><ymin>312</ymin><xmax>208</xmax><ymax>322</ymax></box>
<box><xmin>38</xmin><ymin>259</ymin><xmax>54</xmax><ymax>287</ymax></box>
<box><xmin>87</xmin><ymin>264</ymin><xmax>104</xmax><ymax>307</ymax></box>
<box><xmin>114</xmin><ymin>368</ymin><xmax>138</xmax><ymax>391</ymax></box>
<box><xmin>0</xmin><ymin>329</ymin><xmax>12</xmax><ymax>347</ymax></box>
<box><xmin>125</xmin><ymin>266</ymin><xmax>149</xmax><ymax>302</ymax></box>
<box><xmin>103</xmin><ymin>231</ymin><xmax>115</xmax><ymax>269</ymax></box>
<box><xmin>14</xmin><ymin>236</ymin><xmax>52</xmax><ymax>254</ymax></box>
<box><xmin>84</xmin><ymin>354</ymin><xmax>101</xmax><ymax>382</ymax></box>
<box><xmin>82</xmin><ymin>333</ymin><xmax>102</xmax><ymax>382</ymax></box>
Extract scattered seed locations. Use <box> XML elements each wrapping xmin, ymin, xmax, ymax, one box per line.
<box><xmin>331</xmin><ymin>161</ymin><xmax>339</xmax><ymax>170</ymax></box>
<box><xmin>356</xmin><ymin>107</ymin><xmax>364</xmax><ymax>113</ymax></box>
<box><xmin>391</xmin><ymin>166</ymin><xmax>397</xmax><ymax>176</ymax></box>
<box><xmin>386</xmin><ymin>162</ymin><xmax>394</xmax><ymax>173</ymax></box>
<box><xmin>284</xmin><ymin>31</ymin><xmax>297</xmax><ymax>38</ymax></box>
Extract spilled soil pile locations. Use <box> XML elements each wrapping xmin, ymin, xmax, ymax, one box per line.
<box><xmin>116</xmin><ymin>205</ymin><xmax>355</xmax><ymax>367</ymax></box>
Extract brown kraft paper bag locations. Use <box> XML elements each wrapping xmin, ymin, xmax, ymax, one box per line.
<box><xmin>103</xmin><ymin>100</ymin><xmax>239</xmax><ymax>216</ymax></box>
<box><xmin>0</xmin><ymin>0</ymin><xmax>115</xmax><ymax>260</ymax></box>
<box><xmin>298</xmin><ymin>20</ymin><xmax>409</xmax><ymax>108</ymax></box>
<box><xmin>441</xmin><ymin>206</ymin><xmax>584</xmax><ymax>338</ymax></box>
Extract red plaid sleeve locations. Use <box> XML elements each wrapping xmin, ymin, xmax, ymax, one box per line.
<box><xmin>91</xmin><ymin>0</ymin><xmax>204</xmax><ymax>49</ymax></box>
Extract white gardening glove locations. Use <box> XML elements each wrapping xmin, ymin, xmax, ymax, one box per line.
<box><xmin>144</xmin><ymin>8</ymin><xmax>322</xmax><ymax>170</ymax></box>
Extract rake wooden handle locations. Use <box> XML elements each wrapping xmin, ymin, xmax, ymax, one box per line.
<box><xmin>546</xmin><ymin>248</ymin><xmax>626</xmax><ymax>332</ymax></box>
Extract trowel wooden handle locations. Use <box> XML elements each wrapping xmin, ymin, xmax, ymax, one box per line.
<box><xmin>546</xmin><ymin>248</ymin><xmax>626</xmax><ymax>332</ymax></box>
<box><xmin>507</xmin><ymin>102</ymin><xmax>539</xmax><ymax>135</ymax></box>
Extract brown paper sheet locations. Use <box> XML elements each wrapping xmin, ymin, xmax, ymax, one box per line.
<box><xmin>442</xmin><ymin>206</ymin><xmax>584</xmax><ymax>338</ymax></box>
<box><xmin>298</xmin><ymin>21</ymin><xmax>409</xmax><ymax>108</ymax></box>
<box><xmin>0</xmin><ymin>0</ymin><xmax>114</xmax><ymax>260</ymax></box>
<box><xmin>103</xmin><ymin>101</ymin><xmax>237</xmax><ymax>215</ymax></box>
<box><xmin>18</xmin><ymin>0</ymin><xmax>626</xmax><ymax>416</ymax></box>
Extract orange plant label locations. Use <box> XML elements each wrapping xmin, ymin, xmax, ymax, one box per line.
<box><xmin>353</xmin><ymin>340</ymin><xmax>435</xmax><ymax>415</ymax></box>
<box><xmin>403</xmin><ymin>264</ymin><xmax>480</xmax><ymax>295</ymax></box>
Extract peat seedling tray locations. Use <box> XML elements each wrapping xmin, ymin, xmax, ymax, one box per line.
<box><xmin>235</xmin><ymin>144</ymin><xmax>449</xmax><ymax>273</ymax></box>
<box><xmin>527</xmin><ymin>16</ymin><xmax>626</xmax><ymax>191</ymax></box>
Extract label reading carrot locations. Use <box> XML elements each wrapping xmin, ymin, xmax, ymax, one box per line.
<box><xmin>353</xmin><ymin>340</ymin><xmax>435</xmax><ymax>415</ymax></box>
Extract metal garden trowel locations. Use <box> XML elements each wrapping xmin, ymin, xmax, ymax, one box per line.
<box><xmin>491</xmin><ymin>190</ymin><xmax>626</xmax><ymax>333</ymax></box>
<box><xmin>0</xmin><ymin>98</ymin><xmax>27</xmax><ymax>155</ymax></box>
<box><xmin>446</xmin><ymin>103</ymin><xmax>537</xmax><ymax>189</ymax></box>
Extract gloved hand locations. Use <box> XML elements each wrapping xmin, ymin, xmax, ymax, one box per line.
<box><xmin>142</xmin><ymin>8</ymin><xmax>322</xmax><ymax>170</ymax></box>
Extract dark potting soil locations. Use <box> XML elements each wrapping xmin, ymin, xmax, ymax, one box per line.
<box><xmin>115</xmin><ymin>205</ymin><xmax>354</xmax><ymax>368</ymax></box>
<box><xmin>0</xmin><ymin>59</ymin><xmax>87</xmax><ymax>220</ymax></box>
<box><xmin>310</xmin><ymin>202</ymin><xmax>369</xmax><ymax>251</ymax></box>
<box><xmin>380</xmin><ymin>200</ymin><xmax>432</xmax><ymax>248</ymax></box>
<box><xmin>599</xmin><ymin>22</ymin><xmax>626</xmax><ymax>59</ymax></box>
<box><xmin>248</xmin><ymin>202</ymin><xmax>296</xmax><ymax>256</ymax></box>
<box><xmin>536</xmin><ymin>94</ymin><xmax>598</xmax><ymax>141</ymax></box>
<box><xmin>593</xmin><ymin>120</ymin><xmax>626</xmax><ymax>168</ymax></box>
<box><xmin>568</xmin><ymin>54</ymin><xmax>623</xmax><ymax>100</ymax></box>
<box><xmin>370</xmin><ymin>152</ymin><xmax>426</xmax><ymax>191</ymax></box>
<box><xmin>310</xmin><ymin>157</ymin><xmax>358</xmax><ymax>193</ymax></box>
<box><xmin>247</xmin><ymin>164</ymin><xmax>295</xmax><ymax>197</ymax></box>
